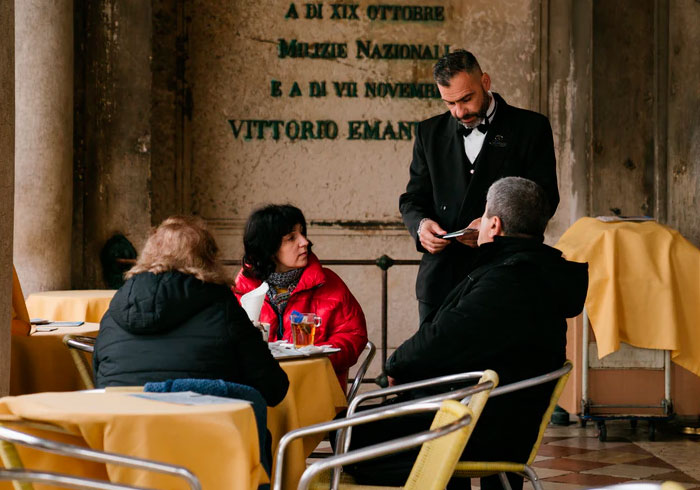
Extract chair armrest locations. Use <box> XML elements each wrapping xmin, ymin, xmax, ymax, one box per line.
<box><xmin>298</xmin><ymin>402</ymin><xmax>473</xmax><ymax>490</ymax></box>
<box><xmin>347</xmin><ymin>370</ymin><xmax>485</xmax><ymax>417</ymax></box>
<box><xmin>487</xmin><ymin>362</ymin><xmax>572</xmax><ymax>399</ymax></box>
<box><xmin>340</xmin><ymin>371</ymin><xmax>487</xmax><ymax>456</ymax></box>
<box><xmin>274</xmin><ymin>381</ymin><xmax>493</xmax><ymax>490</ymax></box>
<box><xmin>62</xmin><ymin>335</ymin><xmax>96</xmax><ymax>353</ymax></box>
<box><xmin>0</xmin><ymin>468</ymin><xmax>147</xmax><ymax>490</ymax></box>
<box><xmin>346</xmin><ymin>340</ymin><xmax>376</xmax><ymax>404</ymax></box>
<box><xmin>0</xmin><ymin>426</ymin><xmax>201</xmax><ymax>490</ymax></box>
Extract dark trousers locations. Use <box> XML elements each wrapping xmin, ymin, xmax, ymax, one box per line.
<box><xmin>337</xmin><ymin>408</ymin><xmax>524</xmax><ymax>490</ymax></box>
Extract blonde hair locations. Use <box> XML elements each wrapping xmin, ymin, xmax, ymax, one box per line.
<box><xmin>126</xmin><ymin>215</ymin><xmax>231</xmax><ymax>285</ymax></box>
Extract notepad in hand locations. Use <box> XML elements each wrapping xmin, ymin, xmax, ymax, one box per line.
<box><xmin>435</xmin><ymin>227</ymin><xmax>479</xmax><ymax>239</ymax></box>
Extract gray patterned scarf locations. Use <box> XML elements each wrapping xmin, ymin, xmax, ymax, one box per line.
<box><xmin>265</xmin><ymin>268</ymin><xmax>304</xmax><ymax>321</ymax></box>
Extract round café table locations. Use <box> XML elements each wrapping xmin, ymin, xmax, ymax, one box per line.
<box><xmin>25</xmin><ymin>290</ymin><xmax>116</xmax><ymax>323</ymax></box>
<box><xmin>3</xmin><ymin>355</ymin><xmax>347</xmax><ymax>490</ymax></box>
<box><xmin>10</xmin><ymin>323</ymin><xmax>100</xmax><ymax>396</ymax></box>
<box><xmin>0</xmin><ymin>391</ymin><xmax>263</xmax><ymax>490</ymax></box>
<box><xmin>270</xmin><ymin>357</ymin><xmax>347</xmax><ymax>488</ymax></box>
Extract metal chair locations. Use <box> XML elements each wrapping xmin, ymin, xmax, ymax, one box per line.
<box><xmin>274</xmin><ymin>370</ymin><xmax>498</xmax><ymax>490</ymax></box>
<box><xmin>0</xmin><ymin>468</ymin><xmax>148</xmax><ymax>490</ymax></box>
<box><xmin>62</xmin><ymin>334</ymin><xmax>96</xmax><ymax>390</ymax></box>
<box><xmin>308</xmin><ymin>340</ymin><xmax>376</xmax><ymax>460</ymax></box>
<box><xmin>451</xmin><ymin>360</ymin><xmax>574</xmax><ymax>490</ymax></box>
<box><xmin>0</xmin><ymin>424</ymin><xmax>201</xmax><ymax>490</ymax></box>
<box><xmin>346</xmin><ymin>340</ymin><xmax>376</xmax><ymax>404</ymax></box>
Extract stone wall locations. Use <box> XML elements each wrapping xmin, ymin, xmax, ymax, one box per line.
<box><xmin>66</xmin><ymin>0</ymin><xmax>700</xmax><ymax>383</ymax></box>
<box><xmin>186</xmin><ymin>0</ymin><xmax>544</xmax><ymax>366</ymax></box>
<box><xmin>0</xmin><ymin>0</ymin><xmax>14</xmax><ymax>395</ymax></box>
<box><xmin>73</xmin><ymin>0</ymin><xmax>154</xmax><ymax>289</ymax></box>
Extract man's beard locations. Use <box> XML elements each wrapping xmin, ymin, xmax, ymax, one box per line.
<box><xmin>456</xmin><ymin>92</ymin><xmax>491</xmax><ymax>128</ymax></box>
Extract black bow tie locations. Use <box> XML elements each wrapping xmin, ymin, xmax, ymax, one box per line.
<box><xmin>457</xmin><ymin>121</ymin><xmax>489</xmax><ymax>138</ymax></box>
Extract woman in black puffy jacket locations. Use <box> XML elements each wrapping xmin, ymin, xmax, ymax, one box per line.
<box><xmin>93</xmin><ymin>215</ymin><xmax>289</xmax><ymax>406</ymax></box>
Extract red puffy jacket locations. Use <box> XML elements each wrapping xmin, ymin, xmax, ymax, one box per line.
<box><xmin>234</xmin><ymin>254</ymin><xmax>368</xmax><ymax>390</ymax></box>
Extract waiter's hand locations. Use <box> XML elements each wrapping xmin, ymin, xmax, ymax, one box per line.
<box><xmin>455</xmin><ymin>218</ymin><xmax>481</xmax><ymax>248</ymax></box>
<box><xmin>387</xmin><ymin>376</ymin><xmax>397</xmax><ymax>386</ymax></box>
<box><xmin>419</xmin><ymin>219</ymin><xmax>449</xmax><ymax>254</ymax></box>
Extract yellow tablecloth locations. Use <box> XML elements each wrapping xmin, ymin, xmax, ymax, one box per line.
<box><xmin>270</xmin><ymin>357</ymin><xmax>348</xmax><ymax>488</ymax></box>
<box><xmin>25</xmin><ymin>290</ymin><xmax>116</xmax><ymax>323</ymax></box>
<box><xmin>10</xmin><ymin>323</ymin><xmax>100</xmax><ymax>395</ymax></box>
<box><xmin>3</xmin><ymin>356</ymin><xmax>346</xmax><ymax>490</ymax></box>
<box><xmin>11</xmin><ymin>266</ymin><xmax>31</xmax><ymax>335</ymax></box>
<box><xmin>555</xmin><ymin>217</ymin><xmax>700</xmax><ymax>376</ymax></box>
<box><xmin>0</xmin><ymin>392</ymin><xmax>263</xmax><ymax>490</ymax></box>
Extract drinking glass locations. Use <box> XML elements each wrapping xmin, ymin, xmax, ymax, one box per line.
<box><xmin>290</xmin><ymin>313</ymin><xmax>321</xmax><ymax>348</ymax></box>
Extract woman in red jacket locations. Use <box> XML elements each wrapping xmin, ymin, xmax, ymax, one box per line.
<box><xmin>234</xmin><ymin>204</ymin><xmax>368</xmax><ymax>391</ymax></box>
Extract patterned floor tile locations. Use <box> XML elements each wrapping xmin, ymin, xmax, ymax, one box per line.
<box><xmin>533</xmin><ymin>457</ymin><xmax>612</xmax><ymax>472</ymax></box>
<box><xmin>627</xmin><ymin>456</ymin><xmax>677</xmax><ymax>469</ymax></box>
<box><xmin>473</xmin><ymin>478</ymin><xmax>585</xmax><ymax>490</ymax></box>
<box><xmin>537</xmin><ymin>445</ymin><xmax>595</xmax><ymax>457</ymax></box>
<box><xmin>543</xmin><ymin>472</ymin><xmax>630</xmax><ymax>486</ymax></box>
<box><xmin>528</xmin><ymin>467</ymin><xmax>573</xmax><ymax>479</ymax></box>
<box><xmin>534</xmin><ymin>455</ymin><xmax>555</xmax><ymax>462</ymax></box>
<box><xmin>524</xmin><ymin>482</ymin><xmax>587</xmax><ymax>490</ymax></box>
<box><xmin>543</xmin><ymin>426</ymin><xmax>602</xmax><ymax>438</ymax></box>
<box><xmin>543</xmin><ymin>436</ymin><xmax>577</xmax><ymax>444</ymax></box>
<box><xmin>637</xmin><ymin>440</ymin><xmax>700</xmax><ymax>482</ymax></box>
<box><xmin>604</xmin><ymin>444</ymin><xmax>654</xmax><ymax>455</ymax></box>
<box><xmin>547</xmin><ymin>437</ymin><xmax>632</xmax><ymax>450</ymax></box>
<box><xmin>645</xmin><ymin>470</ymin><xmax>700</xmax><ymax>484</ymax></box>
<box><xmin>566</xmin><ymin>449</ymin><xmax>651</xmax><ymax>464</ymax></box>
<box><xmin>582</xmin><ymin>463</ymin><xmax>677</xmax><ymax>479</ymax></box>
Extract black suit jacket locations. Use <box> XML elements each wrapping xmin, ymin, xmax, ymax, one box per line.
<box><xmin>399</xmin><ymin>93</ymin><xmax>559</xmax><ymax>305</ymax></box>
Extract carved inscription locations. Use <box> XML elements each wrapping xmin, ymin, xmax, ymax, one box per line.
<box><xmin>230</xmin><ymin>2</ymin><xmax>447</xmax><ymax>141</ymax></box>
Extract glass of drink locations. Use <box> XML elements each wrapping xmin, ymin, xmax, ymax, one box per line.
<box><xmin>290</xmin><ymin>313</ymin><xmax>321</xmax><ymax>348</ymax></box>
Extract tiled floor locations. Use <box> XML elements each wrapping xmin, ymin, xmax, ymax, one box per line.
<box><xmin>309</xmin><ymin>419</ymin><xmax>700</xmax><ymax>489</ymax></box>
<box><xmin>514</xmin><ymin>420</ymin><xmax>700</xmax><ymax>490</ymax></box>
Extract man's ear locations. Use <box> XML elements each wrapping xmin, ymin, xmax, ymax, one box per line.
<box><xmin>481</xmin><ymin>72</ymin><xmax>491</xmax><ymax>92</ymax></box>
<box><xmin>489</xmin><ymin>215</ymin><xmax>503</xmax><ymax>239</ymax></box>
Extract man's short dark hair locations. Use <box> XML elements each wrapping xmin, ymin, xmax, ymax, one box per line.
<box><xmin>433</xmin><ymin>49</ymin><xmax>482</xmax><ymax>86</ymax></box>
<box><xmin>485</xmin><ymin>177</ymin><xmax>551</xmax><ymax>240</ymax></box>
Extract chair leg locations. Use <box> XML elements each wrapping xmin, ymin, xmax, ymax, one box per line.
<box><xmin>498</xmin><ymin>472</ymin><xmax>513</xmax><ymax>490</ymax></box>
<box><xmin>522</xmin><ymin>465</ymin><xmax>543</xmax><ymax>490</ymax></box>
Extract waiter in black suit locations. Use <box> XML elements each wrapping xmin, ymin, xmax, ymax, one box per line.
<box><xmin>400</xmin><ymin>50</ymin><xmax>559</xmax><ymax>323</ymax></box>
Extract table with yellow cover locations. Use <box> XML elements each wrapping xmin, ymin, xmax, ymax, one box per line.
<box><xmin>25</xmin><ymin>290</ymin><xmax>116</xmax><ymax>323</ymax></box>
<box><xmin>270</xmin><ymin>357</ymin><xmax>347</xmax><ymax>489</ymax></box>
<box><xmin>10</xmin><ymin>323</ymin><xmax>100</xmax><ymax>396</ymax></box>
<box><xmin>0</xmin><ymin>391</ymin><xmax>264</xmax><ymax>490</ymax></box>
<box><xmin>556</xmin><ymin>217</ymin><xmax>700</xmax><ymax>377</ymax></box>
<box><xmin>1</xmin><ymin>356</ymin><xmax>346</xmax><ymax>490</ymax></box>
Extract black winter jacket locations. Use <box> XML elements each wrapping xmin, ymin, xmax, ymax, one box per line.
<box><xmin>386</xmin><ymin>236</ymin><xmax>588</xmax><ymax>462</ymax></box>
<box><xmin>94</xmin><ymin>271</ymin><xmax>289</xmax><ymax>406</ymax></box>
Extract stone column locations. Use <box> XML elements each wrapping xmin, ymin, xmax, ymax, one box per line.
<box><xmin>0</xmin><ymin>0</ymin><xmax>15</xmax><ymax>395</ymax></box>
<box><xmin>13</xmin><ymin>0</ymin><xmax>73</xmax><ymax>294</ymax></box>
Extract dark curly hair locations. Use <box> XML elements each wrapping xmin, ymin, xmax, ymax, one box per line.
<box><xmin>241</xmin><ymin>204</ymin><xmax>312</xmax><ymax>280</ymax></box>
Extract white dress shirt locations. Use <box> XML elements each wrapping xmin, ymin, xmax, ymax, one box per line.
<box><xmin>462</xmin><ymin>92</ymin><xmax>497</xmax><ymax>167</ymax></box>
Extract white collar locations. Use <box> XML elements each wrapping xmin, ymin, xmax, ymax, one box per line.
<box><xmin>483</xmin><ymin>91</ymin><xmax>497</xmax><ymax>124</ymax></box>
